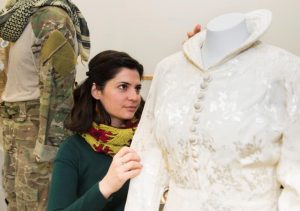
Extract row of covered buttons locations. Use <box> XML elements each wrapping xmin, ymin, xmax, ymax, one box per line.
<box><xmin>192</xmin><ymin>73</ymin><xmax>212</xmax><ymax>123</ymax></box>
<box><xmin>189</xmin><ymin>73</ymin><xmax>212</xmax><ymax>163</ymax></box>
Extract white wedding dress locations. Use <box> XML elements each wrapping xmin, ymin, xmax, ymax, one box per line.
<box><xmin>125</xmin><ymin>10</ymin><xmax>300</xmax><ymax>211</ymax></box>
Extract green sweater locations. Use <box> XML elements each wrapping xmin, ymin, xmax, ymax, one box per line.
<box><xmin>47</xmin><ymin>134</ymin><xmax>129</xmax><ymax>211</ymax></box>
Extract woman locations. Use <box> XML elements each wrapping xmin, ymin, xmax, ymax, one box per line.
<box><xmin>47</xmin><ymin>50</ymin><xmax>144</xmax><ymax>211</ymax></box>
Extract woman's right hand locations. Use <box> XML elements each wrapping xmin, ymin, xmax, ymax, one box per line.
<box><xmin>99</xmin><ymin>146</ymin><xmax>142</xmax><ymax>198</ymax></box>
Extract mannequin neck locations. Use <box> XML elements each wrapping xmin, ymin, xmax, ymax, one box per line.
<box><xmin>201</xmin><ymin>13</ymin><xmax>250</xmax><ymax>69</ymax></box>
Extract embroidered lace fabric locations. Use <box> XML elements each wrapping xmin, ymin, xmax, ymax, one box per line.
<box><xmin>125</xmin><ymin>41</ymin><xmax>300</xmax><ymax>211</ymax></box>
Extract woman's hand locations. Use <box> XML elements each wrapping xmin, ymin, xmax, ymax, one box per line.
<box><xmin>187</xmin><ymin>24</ymin><xmax>201</xmax><ymax>38</ymax></box>
<box><xmin>99</xmin><ymin>147</ymin><xmax>142</xmax><ymax>198</ymax></box>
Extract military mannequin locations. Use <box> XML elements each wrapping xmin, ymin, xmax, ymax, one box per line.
<box><xmin>0</xmin><ymin>0</ymin><xmax>90</xmax><ymax>210</ymax></box>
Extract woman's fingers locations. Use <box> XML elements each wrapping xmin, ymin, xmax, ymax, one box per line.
<box><xmin>187</xmin><ymin>24</ymin><xmax>201</xmax><ymax>38</ymax></box>
<box><xmin>115</xmin><ymin>148</ymin><xmax>142</xmax><ymax>180</ymax></box>
<box><xmin>121</xmin><ymin>151</ymin><xmax>141</xmax><ymax>164</ymax></box>
<box><xmin>122</xmin><ymin>160</ymin><xmax>142</xmax><ymax>172</ymax></box>
<box><xmin>115</xmin><ymin>146</ymin><xmax>134</xmax><ymax>158</ymax></box>
<box><xmin>123</xmin><ymin>168</ymin><xmax>142</xmax><ymax>179</ymax></box>
<box><xmin>115</xmin><ymin>147</ymin><xmax>141</xmax><ymax>167</ymax></box>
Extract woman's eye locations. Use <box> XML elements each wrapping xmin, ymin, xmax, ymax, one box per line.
<box><xmin>136</xmin><ymin>86</ymin><xmax>142</xmax><ymax>93</ymax></box>
<box><xmin>118</xmin><ymin>84</ymin><xmax>128</xmax><ymax>90</ymax></box>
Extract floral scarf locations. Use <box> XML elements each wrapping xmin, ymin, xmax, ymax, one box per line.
<box><xmin>81</xmin><ymin>122</ymin><xmax>137</xmax><ymax>156</ymax></box>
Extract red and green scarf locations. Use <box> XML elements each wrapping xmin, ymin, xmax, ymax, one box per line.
<box><xmin>81</xmin><ymin>122</ymin><xmax>137</xmax><ymax>156</ymax></box>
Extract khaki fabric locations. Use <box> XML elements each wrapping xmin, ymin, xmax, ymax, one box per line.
<box><xmin>0</xmin><ymin>46</ymin><xmax>8</xmax><ymax>97</ymax></box>
<box><xmin>1</xmin><ymin>6</ymin><xmax>78</xmax><ymax>211</ymax></box>
<box><xmin>41</xmin><ymin>29</ymin><xmax>76</xmax><ymax>77</ymax></box>
<box><xmin>0</xmin><ymin>101</ymin><xmax>51</xmax><ymax>211</ymax></box>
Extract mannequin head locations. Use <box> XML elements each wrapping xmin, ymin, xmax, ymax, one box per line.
<box><xmin>207</xmin><ymin>13</ymin><xmax>247</xmax><ymax>32</ymax></box>
<box><xmin>201</xmin><ymin>13</ymin><xmax>250</xmax><ymax>68</ymax></box>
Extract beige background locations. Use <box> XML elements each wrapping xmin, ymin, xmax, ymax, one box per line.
<box><xmin>1</xmin><ymin>0</ymin><xmax>300</xmax><ymax>97</ymax></box>
<box><xmin>70</xmin><ymin>0</ymin><xmax>300</xmax><ymax>97</ymax></box>
<box><xmin>0</xmin><ymin>1</ymin><xmax>300</xmax><ymax>208</ymax></box>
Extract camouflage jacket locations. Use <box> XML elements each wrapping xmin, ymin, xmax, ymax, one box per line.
<box><xmin>0</xmin><ymin>46</ymin><xmax>7</xmax><ymax>97</ymax></box>
<box><xmin>30</xmin><ymin>7</ymin><xmax>77</xmax><ymax>162</ymax></box>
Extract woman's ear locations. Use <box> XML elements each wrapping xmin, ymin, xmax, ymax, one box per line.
<box><xmin>91</xmin><ymin>83</ymin><xmax>102</xmax><ymax>100</ymax></box>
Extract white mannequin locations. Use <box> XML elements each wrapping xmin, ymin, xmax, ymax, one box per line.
<box><xmin>201</xmin><ymin>13</ymin><xmax>250</xmax><ymax>69</ymax></box>
<box><xmin>125</xmin><ymin>9</ymin><xmax>300</xmax><ymax>211</ymax></box>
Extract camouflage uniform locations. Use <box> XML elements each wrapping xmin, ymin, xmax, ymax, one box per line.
<box><xmin>0</xmin><ymin>70</ymin><xmax>7</xmax><ymax>97</ymax></box>
<box><xmin>0</xmin><ymin>45</ymin><xmax>7</xmax><ymax>97</ymax></box>
<box><xmin>0</xmin><ymin>7</ymin><xmax>77</xmax><ymax>211</ymax></box>
<box><xmin>0</xmin><ymin>45</ymin><xmax>7</xmax><ymax>190</ymax></box>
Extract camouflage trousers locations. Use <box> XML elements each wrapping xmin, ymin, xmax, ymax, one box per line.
<box><xmin>0</xmin><ymin>100</ymin><xmax>52</xmax><ymax>211</ymax></box>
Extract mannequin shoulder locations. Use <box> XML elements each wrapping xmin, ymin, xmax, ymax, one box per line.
<box><xmin>252</xmin><ymin>42</ymin><xmax>297</xmax><ymax>58</ymax></box>
<box><xmin>31</xmin><ymin>6</ymin><xmax>72</xmax><ymax>23</ymax></box>
<box><xmin>30</xmin><ymin>6</ymin><xmax>75</xmax><ymax>39</ymax></box>
<box><xmin>155</xmin><ymin>51</ymin><xmax>186</xmax><ymax>71</ymax></box>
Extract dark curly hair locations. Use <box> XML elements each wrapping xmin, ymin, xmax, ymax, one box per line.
<box><xmin>65</xmin><ymin>50</ymin><xmax>144</xmax><ymax>133</ymax></box>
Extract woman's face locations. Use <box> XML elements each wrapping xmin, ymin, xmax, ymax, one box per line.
<box><xmin>97</xmin><ymin>68</ymin><xmax>142</xmax><ymax>127</ymax></box>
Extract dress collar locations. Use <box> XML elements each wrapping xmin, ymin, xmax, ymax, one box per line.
<box><xmin>183</xmin><ymin>9</ymin><xmax>272</xmax><ymax>72</ymax></box>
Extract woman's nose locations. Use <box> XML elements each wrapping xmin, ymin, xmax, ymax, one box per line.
<box><xmin>128</xmin><ymin>89</ymin><xmax>140</xmax><ymax>101</ymax></box>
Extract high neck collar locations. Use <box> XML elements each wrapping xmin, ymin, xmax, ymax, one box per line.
<box><xmin>183</xmin><ymin>9</ymin><xmax>272</xmax><ymax>72</ymax></box>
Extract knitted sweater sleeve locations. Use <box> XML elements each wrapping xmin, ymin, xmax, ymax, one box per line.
<box><xmin>47</xmin><ymin>138</ymin><xmax>109</xmax><ymax>211</ymax></box>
